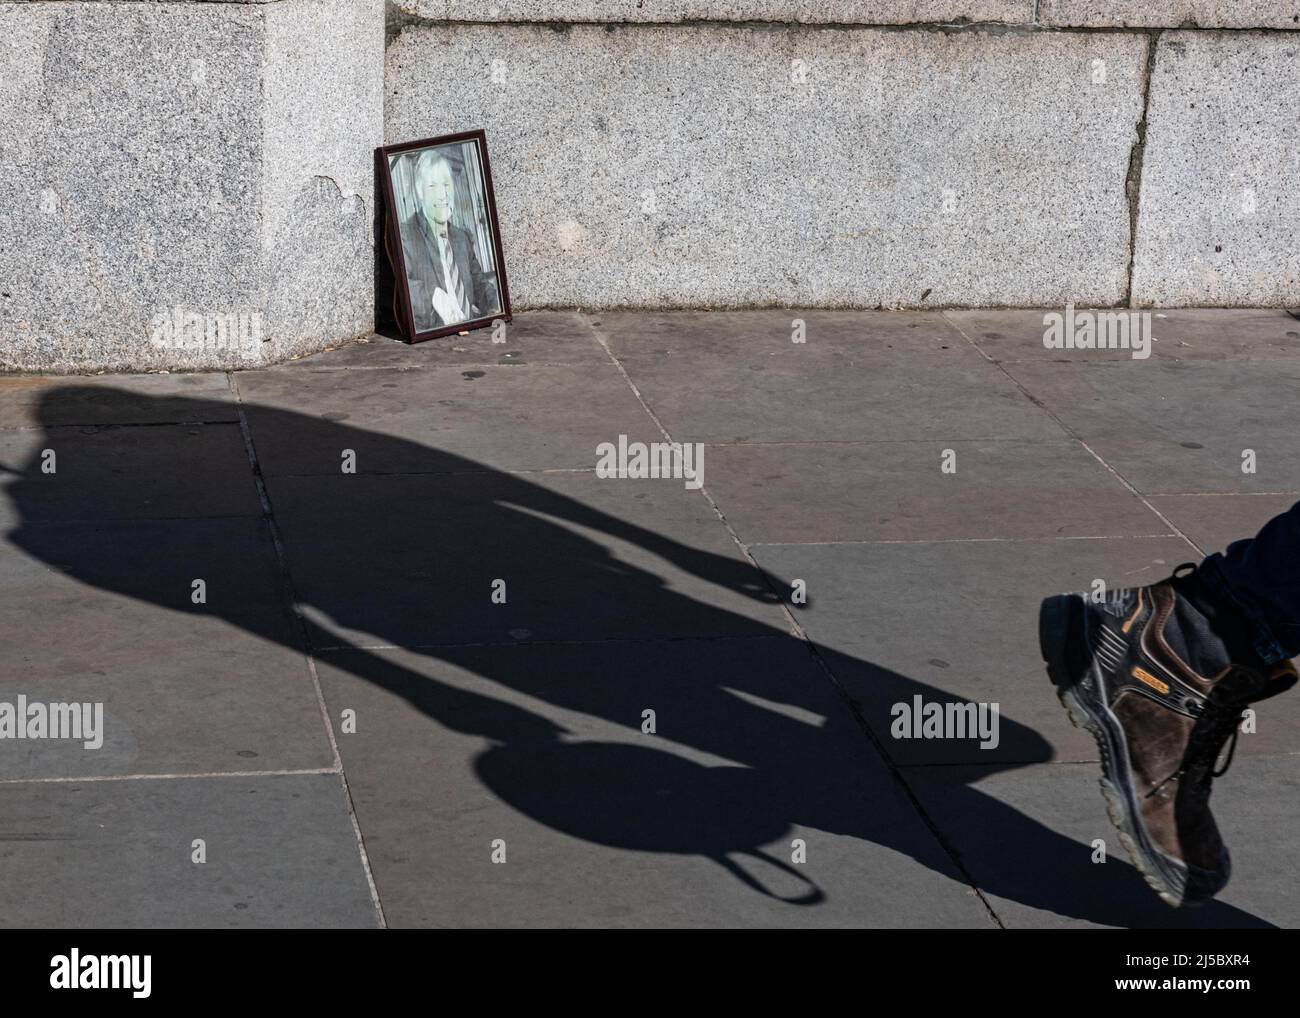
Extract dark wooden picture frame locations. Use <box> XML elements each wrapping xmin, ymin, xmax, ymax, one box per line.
<box><xmin>378</xmin><ymin>130</ymin><xmax>512</xmax><ymax>344</ymax></box>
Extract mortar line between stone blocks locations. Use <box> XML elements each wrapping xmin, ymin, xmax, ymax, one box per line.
<box><xmin>942</xmin><ymin>314</ymin><xmax>1206</xmax><ymax>560</ymax></box>
<box><xmin>580</xmin><ymin>313</ymin><xmax>1007</xmax><ymax>929</ymax></box>
<box><xmin>225</xmin><ymin>370</ymin><xmax>388</xmax><ymax>930</ymax></box>
<box><xmin>1125</xmin><ymin>30</ymin><xmax>1160</xmax><ymax>308</ymax></box>
<box><xmin>389</xmin><ymin>13</ymin><xmax>1300</xmax><ymax>36</ymax></box>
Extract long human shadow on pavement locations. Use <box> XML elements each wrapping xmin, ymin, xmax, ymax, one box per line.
<box><xmin>2</xmin><ymin>384</ymin><xmax>1274</xmax><ymax>928</ymax></box>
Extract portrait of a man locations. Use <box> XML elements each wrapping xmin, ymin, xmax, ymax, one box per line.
<box><xmin>382</xmin><ymin>132</ymin><xmax>509</xmax><ymax>341</ymax></box>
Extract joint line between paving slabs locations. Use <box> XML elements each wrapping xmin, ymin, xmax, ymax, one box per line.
<box><xmin>941</xmin><ymin>313</ymin><xmax>1207</xmax><ymax>560</ymax></box>
<box><xmin>0</xmin><ymin>767</ymin><xmax>339</xmax><ymax>786</ymax></box>
<box><xmin>312</xmin><ymin>631</ymin><xmax>793</xmax><ymax>653</ymax></box>
<box><xmin>748</xmin><ymin>533</ymin><xmax>1179</xmax><ymax>548</ymax></box>
<box><xmin>225</xmin><ymin>371</ymin><xmax>388</xmax><ymax>929</ymax></box>
<box><xmin>581</xmin><ymin>314</ymin><xmax>1006</xmax><ymax>928</ymax></box>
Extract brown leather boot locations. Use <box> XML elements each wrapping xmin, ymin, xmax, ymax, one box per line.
<box><xmin>1039</xmin><ymin>565</ymin><xmax>1297</xmax><ymax>907</ymax></box>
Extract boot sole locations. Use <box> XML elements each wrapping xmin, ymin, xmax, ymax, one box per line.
<box><xmin>1039</xmin><ymin>593</ymin><xmax>1195</xmax><ymax>908</ymax></box>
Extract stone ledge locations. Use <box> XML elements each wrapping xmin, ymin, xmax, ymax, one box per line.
<box><xmin>15</xmin><ymin>0</ymin><xmax>1300</xmax><ymax>28</ymax></box>
<box><xmin>394</xmin><ymin>1</ymin><xmax>1036</xmax><ymax>26</ymax></box>
<box><xmin>10</xmin><ymin>1</ymin><xmax>283</xmax><ymax>5</ymax></box>
<box><xmin>1039</xmin><ymin>2</ymin><xmax>1300</xmax><ymax>31</ymax></box>
<box><xmin>395</xmin><ymin>0</ymin><xmax>1300</xmax><ymax>29</ymax></box>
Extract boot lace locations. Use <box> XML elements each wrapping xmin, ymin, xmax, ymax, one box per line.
<box><xmin>1146</xmin><ymin>671</ymin><xmax>1253</xmax><ymax>801</ymax></box>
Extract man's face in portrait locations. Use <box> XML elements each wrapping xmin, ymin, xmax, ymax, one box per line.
<box><xmin>418</xmin><ymin>155</ymin><xmax>456</xmax><ymax>230</ymax></box>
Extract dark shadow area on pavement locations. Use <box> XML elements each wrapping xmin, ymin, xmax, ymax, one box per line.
<box><xmin>1</xmin><ymin>384</ymin><xmax>1275</xmax><ymax>928</ymax></box>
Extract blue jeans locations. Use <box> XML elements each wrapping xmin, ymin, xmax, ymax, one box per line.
<box><xmin>1200</xmin><ymin>501</ymin><xmax>1300</xmax><ymax>664</ymax></box>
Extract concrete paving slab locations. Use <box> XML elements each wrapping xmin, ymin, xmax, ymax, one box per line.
<box><xmin>0</xmin><ymin>774</ymin><xmax>377</xmax><ymax>928</ymax></box>
<box><xmin>748</xmin><ymin>536</ymin><xmax>1256</xmax><ymax>765</ymax></box>
<box><xmin>313</xmin><ymin>639</ymin><xmax>991</xmax><ymax>927</ymax></box>
<box><xmin>1003</xmin><ymin>359</ymin><xmax>1300</xmax><ymax>494</ymax></box>
<box><xmin>1150</xmin><ymin>493</ymin><xmax>1300</xmax><ymax>557</ymax></box>
<box><xmin>0</xmin><ymin>519</ymin><xmax>332</xmax><ymax>779</ymax></box>
<box><xmin>0</xmin><ymin>373</ymin><xmax>239</xmax><ymax>428</ymax></box>
<box><xmin>0</xmin><ymin>420</ymin><xmax>261</xmax><ymax>525</ymax></box>
<box><xmin>264</xmin><ymin>468</ymin><xmax>792</xmax><ymax>650</ymax></box>
<box><xmin>945</xmin><ymin>308</ymin><xmax>1300</xmax><ymax>363</ymax></box>
<box><xmin>700</xmin><ymin>439</ymin><xmax>1163</xmax><ymax>544</ymax></box>
<box><xmin>598</xmin><ymin>310</ymin><xmax>1062</xmax><ymax>443</ymax></box>
<box><xmin>277</xmin><ymin>312</ymin><xmax>605</xmax><ymax>371</ymax></box>
<box><xmin>237</xmin><ymin>362</ymin><xmax>659</xmax><ymax>475</ymax></box>
<box><xmin>907</xmin><ymin>759</ymin><xmax>1300</xmax><ymax>928</ymax></box>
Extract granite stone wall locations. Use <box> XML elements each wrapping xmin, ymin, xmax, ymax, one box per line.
<box><xmin>1</xmin><ymin>0</ymin><xmax>1296</xmax><ymax>369</ymax></box>
<box><xmin>1</xmin><ymin>0</ymin><xmax>383</xmax><ymax>371</ymax></box>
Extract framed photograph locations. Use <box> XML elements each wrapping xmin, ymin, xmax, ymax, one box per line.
<box><xmin>379</xmin><ymin>130</ymin><xmax>511</xmax><ymax>343</ymax></box>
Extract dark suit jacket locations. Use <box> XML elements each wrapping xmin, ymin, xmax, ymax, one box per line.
<box><xmin>400</xmin><ymin>215</ymin><xmax>493</xmax><ymax>333</ymax></box>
